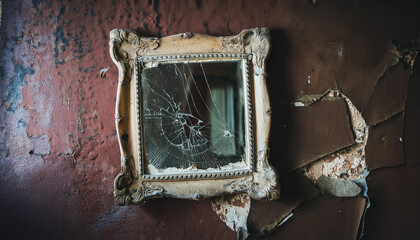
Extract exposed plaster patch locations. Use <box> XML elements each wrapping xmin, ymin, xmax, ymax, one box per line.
<box><xmin>211</xmin><ymin>193</ymin><xmax>250</xmax><ymax>240</ymax></box>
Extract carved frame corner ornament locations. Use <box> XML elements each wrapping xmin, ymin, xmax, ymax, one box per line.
<box><xmin>109</xmin><ymin>28</ymin><xmax>280</xmax><ymax>205</ymax></box>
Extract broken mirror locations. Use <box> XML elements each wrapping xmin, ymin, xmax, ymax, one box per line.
<box><xmin>110</xmin><ymin>28</ymin><xmax>279</xmax><ymax>205</ymax></box>
<box><xmin>142</xmin><ymin>61</ymin><xmax>246</xmax><ymax>173</ymax></box>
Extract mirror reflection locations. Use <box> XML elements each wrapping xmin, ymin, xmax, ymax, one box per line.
<box><xmin>141</xmin><ymin>61</ymin><xmax>245</xmax><ymax>171</ymax></box>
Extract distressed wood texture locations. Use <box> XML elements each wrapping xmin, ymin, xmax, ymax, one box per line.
<box><xmin>109</xmin><ymin>28</ymin><xmax>280</xmax><ymax>205</ymax></box>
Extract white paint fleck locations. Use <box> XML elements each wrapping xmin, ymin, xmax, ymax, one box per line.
<box><xmin>278</xmin><ymin>213</ymin><xmax>294</xmax><ymax>226</ymax></box>
<box><xmin>294</xmin><ymin>102</ymin><xmax>305</xmax><ymax>107</ymax></box>
<box><xmin>99</xmin><ymin>66</ymin><xmax>109</xmax><ymax>78</ymax></box>
<box><xmin>337</xmin><ymin>47</ymin><xmax>344</xmax><ymax>57</ymax></box>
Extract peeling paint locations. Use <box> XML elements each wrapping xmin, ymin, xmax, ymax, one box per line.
<box><xmin>211</xmin><ymin>194</ymin><xmax>250</xmax><ymax>239</ymax></box>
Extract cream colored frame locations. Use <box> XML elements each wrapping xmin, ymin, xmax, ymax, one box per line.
<box><xmin>109</xmin><ymin>28</ymin><xmax>279</xmax><ymax>205</ymax></box>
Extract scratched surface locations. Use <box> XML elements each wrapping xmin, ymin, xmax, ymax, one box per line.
<box><xmin>1</xmin><ymin>0</ymin><xmax>420</xmax><ymax>239</ymax></box>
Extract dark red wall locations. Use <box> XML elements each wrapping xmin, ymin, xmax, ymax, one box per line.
<box><xmin>1</xmin><ymin>0</ymin><xmax>419</xmax><ymax>239</ymax></box>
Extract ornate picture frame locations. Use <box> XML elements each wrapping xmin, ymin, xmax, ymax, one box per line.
<box><xmin>109</xmin><ymin>28</ymin><xmax>280</xmax><ymax>205</ymax></box>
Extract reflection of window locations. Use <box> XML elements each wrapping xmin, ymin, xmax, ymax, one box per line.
<box><xmin>208</xmin><ymin>84</ymin><xmax>236</xmax><ymax>155</ymax></box>
<box><xmin>207</xmin><ymin>62</ymin><xmax>245</xmax><ymax>157</ymax></box>
<box><xmin>207</xmin><ymin>75</ymin><xmax>244</xmax><ymax>157</ymax></box>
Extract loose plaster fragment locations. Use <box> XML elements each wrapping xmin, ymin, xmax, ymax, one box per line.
<box><xmin>303</xmin><ymin>90</ymin><xmax>368</xmax><ymax>182</ymax></box>
<box><xmin>211</xmin><ymin>193</ymin><xmax>250</xmax><ymax>240</ymax></box>
<box><xmin>223</xmin><ymin>91</ymin><xmax>364</xmax><ymax>237</ymax></box>
<box><xmin>315</xmin><ymin>175</ymin><xmax>361</xmax><ymax>197</ymax></box>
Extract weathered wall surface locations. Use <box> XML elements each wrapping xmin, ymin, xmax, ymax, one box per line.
<box><xmin>0</xmin><ymin>0</ymin><xmax>419</xmax><ymax>239</ymax></box>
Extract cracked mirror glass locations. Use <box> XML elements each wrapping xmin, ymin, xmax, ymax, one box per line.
<box><xmin>141</xmin><ymin>61</ymin><xmax>246</xmax><ymax>172</ymax></box>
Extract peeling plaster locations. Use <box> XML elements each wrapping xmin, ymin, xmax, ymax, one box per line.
<box><xmin>213</xmin><ymin>90</ymin><xmax>368</xmax><ymax>237</ymax></box>
<box><xmin>211</xmin><ymin>194</ymin><xmax>250</xmax><ymax>240</ymax></box>
<box><xmin>303</xmin><ymin>90</ymin><xmax>368</xmax><ymax>184</ymax></box>
<box><xmin>213</xmin><ymin>51</ymin><xmax>415</xmax><ymax>237</ymax></box>
<box><xmin>252</xmin><ymin>91</ymin><xmax>368</xmax><ymax>234</ymax></box>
